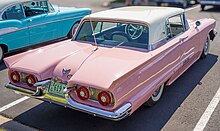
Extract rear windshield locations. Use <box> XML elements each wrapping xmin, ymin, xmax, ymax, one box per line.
<box><xmin>75</xmin><ymin>21</ymin><xmax>149</xmax><ymax>50</ymax></box>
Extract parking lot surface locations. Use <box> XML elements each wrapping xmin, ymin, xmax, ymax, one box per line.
<box><xmin>0</xmin><ymin>1</ymin><xmax>220</xmax><ymax>131</ymax></box>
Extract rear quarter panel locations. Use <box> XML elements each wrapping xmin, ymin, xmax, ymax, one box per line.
<box><xmin>111</xmin><ymin>39</ymin><xmax>182</xmax><ymax>112</ymax></box>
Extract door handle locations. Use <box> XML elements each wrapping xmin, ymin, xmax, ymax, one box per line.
<box><xmin>179</xmin><ymin>36</ymin><xmax>188</xmax><ymax>42</ymax></box>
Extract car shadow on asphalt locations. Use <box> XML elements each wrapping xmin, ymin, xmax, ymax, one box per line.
<box><xmin>3</xmin><ymin>54</ymin><xmax>218</xmax><ymax>131</ymax></box>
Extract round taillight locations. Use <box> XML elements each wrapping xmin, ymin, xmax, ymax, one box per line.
<box><xmin>98</xmin><ymin>91</ymin><xmax>111</xmax><ymax>106</ymax></box>
<box><xmin>76</xmin><ymin>86</ymin><xmax>90</xmax><ymax>100</ymax></box>
<box><xmin>25</xmin><ymin>74</ymin><xmax>37</xmax><ymax>87</ymax></box>
<box><xmin>10</xmin><ymin>71</ymin><xmax>20</xmax><ymax>83</ymax></box>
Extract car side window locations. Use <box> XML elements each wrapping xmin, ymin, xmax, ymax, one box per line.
<box><xmin>23</xmin><ymin>1</ymin><xmax>49</xmax><ymax>17</ymax></box>
<box><xmin>166</xmin><ymin>14</ymin><xmax>185</xmax><ymax>39</ymax></box>
<box><xmin>2</xmin><ymin>4</ymin><xmax>25</xmax><ymax>20</ymax></box>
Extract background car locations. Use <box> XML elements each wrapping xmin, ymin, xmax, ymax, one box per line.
<box><xmin>4</xmin><ymin>6</ymin><xmax>216</xmax><ymax>121</ymax></box>
<box><xmin>0</xmin><ymin>0</ymin><xmax>91</xmax><ymax>62</ymax></box>
<box><xmin>155</xmin><ymin>0</ymin><xmax>198</xmax><ymax>8</ymax></box>
<box><xmin>200</xmin><ymin>0</ymin><xmax>220</xmax><ymax>10</ymax></box>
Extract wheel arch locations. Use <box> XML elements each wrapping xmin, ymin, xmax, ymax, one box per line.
<box><xmin>68</xmin><ymin>20</ymin><xmax>81</xmax><ymax>34</ymax></box>
<box><xmin>209</xmin><ymin>29</ymin><xmax>216</xmax><ymax>41</ymax></box>
<box><xmin>0</xmin><ymin>44</ymin><xmax>8</xmax><ymax>53</ymax></box>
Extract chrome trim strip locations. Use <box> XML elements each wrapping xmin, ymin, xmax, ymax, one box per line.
<box><xmin>0</xmin><ymin>27</ymin><xmax>19</xmax><ymax>36</ymax></box>
<box><xmin>0</xmin><ymin>27</ymin><xmax>28</xmax><ymax>36</ymax></box>
<box><xmin>28</xmin><ymin>16</ymin><xmax>83</xmax><ymax>29</ymax></box>
<box><xmin>0</xmin><ymin>16</ymin><xmax>82</xmax><ymax>36</ymax></box>
<box><xmin>34</xmin><ymin>79</ymin><xmax>51</xmax><ymax>86</ymax></box>
<box><xmin>66</xmin><ymin>97</ymin><xmax>132</xmax><ymax>121</ymax></box>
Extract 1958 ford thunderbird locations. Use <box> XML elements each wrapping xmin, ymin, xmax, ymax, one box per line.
<box><xmin>4</xmin><ymin>6</ymin><xmax>217</xmax><ymax>121</ymax></box>
<box><xmin>0</xmin><ymin>0</ymin><xmax>91</xmax><ymax>62</ymax></box>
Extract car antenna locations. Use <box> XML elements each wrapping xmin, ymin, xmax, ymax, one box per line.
<box><xmin>89</xmin><ymin>15</ymin><xmax>98</xmax><ymax>51</ymax></box>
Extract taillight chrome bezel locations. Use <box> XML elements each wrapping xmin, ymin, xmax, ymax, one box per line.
<box><xmin>10</xmin><ymin>71</ymin><xmax>21</xmax><ymax>83</ymax></box>
<box><xmin>25</xmin><ymin>74</ymin><xmax>37</xmax><ymax>87</ymax></box>
<box><xmin>98</xmin><ymin>91</ymin><xmax>112</xmax><ymax>106</ymax></box>
<box><xmin>9</xmin><ymin>70</ymin><xmax>38</xmax><ymax>87</ymax></box>
<box><xmin>76</xmin><ymin>86</ymin><xmax>90</xmax><ymax>100</ymax></box>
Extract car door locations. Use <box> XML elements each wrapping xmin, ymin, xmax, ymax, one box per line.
<box><xmin>22</xmin><ymin>1</ymin><xmax>60</xmax><ymax>45</ymax></box>
<box><xmin>166</xmin><ymin>14</ymin><xmax>199</xmax><ymax>79</ymax></box>
<box><xmin>0</xmin><ymin>3</ymin><xmax>29</xmax><ymax>50</ymax></box>
<box><xmin>172</xmin><ymin>14</ymin><xmax>201</xmax><ymax>67</ymax></box>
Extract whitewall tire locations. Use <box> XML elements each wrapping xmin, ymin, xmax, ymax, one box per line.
<box><xmin>145</xmin><ymin>83</ymin><xmax>164</xmax><ymax>107</ymax></box>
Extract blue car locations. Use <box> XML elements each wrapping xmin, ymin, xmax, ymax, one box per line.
<box><xmin>0</xmin><ymin>0</ymin><xmax>91</xmax><ymax>62</ymax></box>
<box><xmin>200</xmin><ymin>0</ymin><xmax>220</xmax><ymax>10</ymax></box>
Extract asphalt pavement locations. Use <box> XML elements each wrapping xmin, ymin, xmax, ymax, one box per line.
<box><xmin>0</xmin><ymin>1</ymin><xmax>220</xmax><ymax>131</ymax></box>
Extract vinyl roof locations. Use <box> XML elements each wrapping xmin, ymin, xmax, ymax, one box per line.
<box><xmin>84</xmin><ymin>6</ymin><xmax>185</xmax><ymax>44</ymax></box>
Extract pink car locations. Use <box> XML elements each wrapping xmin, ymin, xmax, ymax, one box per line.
<box><xmin>4</xmin><ymin>6</ymin><xmax>217</xmax><ymax>121</ymax></box>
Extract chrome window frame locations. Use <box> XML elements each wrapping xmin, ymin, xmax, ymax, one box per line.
<box><xmin>165</xmin><ymin>13</ymin><xmax>186</xmax><ymax>41</ymax></box>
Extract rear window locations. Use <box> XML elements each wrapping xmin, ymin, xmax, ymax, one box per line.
<box><xmin>75</xmin><ymin>21</ymin><xmax>149</xmax><ymax>50</ymax></box>
<box><xmin>2</xmin><ymin>4</ymin><xmax>25</xmax><ymax>20</ymax></box>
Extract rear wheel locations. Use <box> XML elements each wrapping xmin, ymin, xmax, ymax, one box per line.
<box><xmin>200</xmin><ymin>36</ymin><xmax>210</xmax><ymax>59</ymax></box>
<box><xmin>67</xmin><ymin>22</ymin><xmax>80</xmax><ymax>39</ymax></box>
<box><xmin>145</xmin><ymin>83</ymin><xmax>164</xmax><ymax>106</ymax></box>
<box><xmin>0</xmin><ymin>46</ymin><xmax>4</xmax><ymax>63</ymax></box>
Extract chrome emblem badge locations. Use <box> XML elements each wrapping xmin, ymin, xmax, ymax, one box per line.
<box><xmin>62</xmin><ymin>68</ymin><xmax>71</xmax><ymax>75</ymax></box>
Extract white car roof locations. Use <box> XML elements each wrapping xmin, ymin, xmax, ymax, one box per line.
<box><xmin>85</xmin><ymin>6</ymin><xmax>185</xmax><ymax>45</ymax></box>
<box><xmin>87</xmin><ymin>6</ymin><xmax>184</xmax><ymax>25</ymax></box>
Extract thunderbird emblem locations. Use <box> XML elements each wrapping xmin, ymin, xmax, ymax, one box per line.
<box><xmin>62</xmin><ymin>68</ymin><xmax>71</xmax><ymax>75</ymax></box>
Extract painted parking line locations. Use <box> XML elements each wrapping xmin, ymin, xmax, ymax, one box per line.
<box><xmin>0</xmin><ymin>96</ymin><xmax>29</xmax><ymax>112</ymax></box>
<box><xmin>193</xmin><ymin>87</ymin><xmax>220</xmax><ymax>131</ymax></box>
<box><xmin>186</xmin><ymin>5</ymin><xmax>200</xmax><ymax>12</ymax></box>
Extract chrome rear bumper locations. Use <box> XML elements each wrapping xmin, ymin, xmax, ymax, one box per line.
<box><xmin>5</xmin><ymin>81</ymin><xmax>132</xmax><ymax>121</ymax></box>
<box><xmin>5</xmin><ymin>81</ymin><xmax>68</xmax><ymax>106</ymax></box>
<box><xmin>66</xmin><ymin>96</ymin><xmax>132</xmax><ymax>121</ymax></box>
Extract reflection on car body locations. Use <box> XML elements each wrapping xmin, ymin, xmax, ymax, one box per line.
<box><xmin>4</xmin><ymin>6</ymin><xmax>217</xmax><ymax>121</ymax></box>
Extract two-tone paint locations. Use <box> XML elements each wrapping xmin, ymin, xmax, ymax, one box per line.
<box><xmin>4</xmin><ymin>6</ymin><xmax>217</xmax><ymax>120</ymax></box>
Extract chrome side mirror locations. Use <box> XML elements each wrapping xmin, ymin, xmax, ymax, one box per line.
<box><xmin>195</xmin><ymin>21</ymin><xmax>201</xmax><ymax>28</ymax></box>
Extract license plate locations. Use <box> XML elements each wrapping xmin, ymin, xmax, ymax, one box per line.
<box><xmin>48</xmin><ymin>81</ymin><xmax>66</xmax><ymax>97</ymax></box>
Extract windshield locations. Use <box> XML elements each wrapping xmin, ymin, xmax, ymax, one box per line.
<box><xmin>75</xmin><ymin>21</ymin><xmax>149</xmax><ymax>50</ymax></box>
